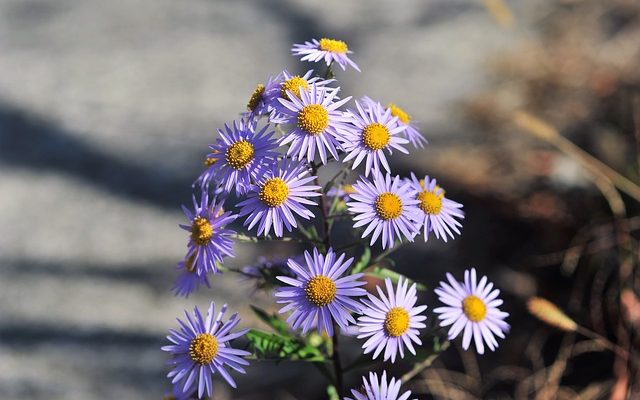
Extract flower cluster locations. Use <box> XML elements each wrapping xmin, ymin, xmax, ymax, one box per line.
<box><xmin>161</xmin><ymin>37</ymin><xmax>509</xmax><ymax>399</ymax></box>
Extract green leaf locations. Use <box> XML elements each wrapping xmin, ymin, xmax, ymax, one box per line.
<box><xmin>327</xmin><ymin>385</ymin><xmax>340</xmax><ymax>400</ymax></box>
<box><xmin>247</xmin><ymin>329</ymin><xmax>326</xmax><ymax>362</ymax></box>
<box><xmin>307</xmin><ymin>332</ymin><xmax>324</xmax><ymax>348</ymax></box>
<box><xmin>365</xmin><ymin>267</ymin><xmax>427</xmax><ymax>291</ymax></box>
<box><xmin>351</xmin><ymin>248</ymin><xmax>371</xmax><ymax>274</ymax></box>
<box><xmin>250</xmin><ymin>305</ymin><xmax>289</xmax><ymax>335</ymax></box>
<box><xmin>247</xmin><ymin>329</ymin><xmax>295</xmax><ymax>360</ymax></box>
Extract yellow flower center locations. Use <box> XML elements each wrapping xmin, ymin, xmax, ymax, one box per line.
<box><xmin>189</xmin><ymin>333</ymin><xmax>218</xmax><ymax>364</ymax></box>
<box><xmin>342</xmin><ymin>184</ymin><xmax>356</xmax><ymax>194</ymax></box>
<box><xmin>374</xmin><ymin>192</ymin><xmax>403</xmax><ymax>220</ymax></box>
<box><xmin>297</xmin><ymin>104</ymin><xmax>329</xmax><ymax>135</ymax></box>
<box><xmin>384</xmin><ymin>307</ymin><xmax>410</xmax><ymax>337</ymax></box>
<box><xmin>247</xmin><ymin>83</ymin><xmax>265</xmax><ymax>111</ymax></box>
<box><xmin>191</xmin><ymin>217</ymin><xmax>213</xmax><ymax>246</ymax></box>
<box><xmin>319</xmin><ymin>38</ymin><xmax>348</xmax><ymax>54</ymax></box>
<box><xmin>203</xmin><ymin>156</ymin><xmax>216</xmax><ymax>167</ymax></box>
<box><xmin>463</xmin><ymin>295</ymin><xmax>487</xmax><ymax>322</ymax></box>
<box><xmin>387</xmin><ymin>103</ymin><xmax>411</xmax><ymax>124</ymax></box>
<box><xmin>280</xmin><ymin>76</ymin><xmax>309</xmax><ymax>100</ymax></box>
<box><xmin>305</xmin><ymin>275</ymin><xmax>337</xmax><ymax>306</ymax></box>
<box><xmin>225</xmin><ymin>140</ymin><xmax>255</xmax><ymax>170</ymax></box>
<box><xmin>259</xmin><ymin>178</ymin><xmax>289</xmax><ymax>207</ymax></box>
<box><xmin>417</xmin><ymin>190</ymin><xmax>443</xmax><ymax>215</ymax></box>
<box><xmin>362</xmin><ymin>123</ymin><xmax>390</xmax><ymax>150</ymax></box>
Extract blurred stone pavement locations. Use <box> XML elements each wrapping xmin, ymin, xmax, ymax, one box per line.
<box><xmin>0</xmin><ymin>0</ymin><xmax>537</xmax><ymax>399</ymax></box>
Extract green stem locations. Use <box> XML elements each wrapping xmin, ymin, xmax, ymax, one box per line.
<box><xmin>331</xmin><ymin>323</ymin><xmax>345</xmax><ymax>397</ymax></box>
<box><xmin>311</xmin><ymin>162</ymin><xmax>345</xmax><ymax>395</ymax></box>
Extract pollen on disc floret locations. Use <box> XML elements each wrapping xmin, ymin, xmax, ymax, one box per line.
<box><xmin>191</xmin><ymin>216</ymin><xmax>214</xmax><ymax>246</ymax></box>
<box><xmin>189</xmin><ymin>333</ymin><xmax>219</xmax><ymax>364</ymax></box>
<box><xmin>417</xmin><ymin>189</ymin><xmax>443</xmax><ymax>215</ymax></box>
<box><xmin>247</xmin><ymin>83</ymin><xmax>265</xmax><ymax>111</ymax></box>
<box><xmin>319</xmin><ymin>38</ymin><xmax>348</xmax><ymax>54</ymax></box>
<box><xmin>362</xmin><ymin>123</ymin><xmax>391</xmax><ymax>151</ymax></box>
<box><xmin>374</xmin><ymin>192</ymin><xmax>403</xmax><ymax>220</ymax></box>
<box><xmin>297</xmin><ymin>104</ymin><xmax>329</xmax><ymax>135</ymax></box>
<box><xmin>225</xmin><ymin>140</ymin><xmax>255</xmax><ymax>170</ymax></box>
<box><xmin>384</xmin><ymin>307</ymin><xmax>410</xmax><ymax>337</ymax></box>
<box><xmin>280</xmin><ymin>75</ymin><xmax>309</xmax><ymax>100</ymax></box>
<box><xmin>258</xmin><ymin>177</ymin><xmax>289</xmax><ymax>208</ymax></box>
<box><xmin>304</xmin><ymin>275</ymin><xmax>337</xmax><ymax>306</ymax></box>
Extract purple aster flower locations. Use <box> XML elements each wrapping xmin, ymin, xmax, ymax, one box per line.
<box><xmin>434</xmin><ymin>268</ymin><xmax>510</xmax><ymax>354</ymax></box>
<box><xmin>361</xmin><ymin>97</ymin><xmax>427</xmax><ymax>149</ymax></box>
<box><xmin>180</xmin><ymin>192</ymin><xmax>236</xmax><ymax>275</ymax></box>
<box><xmin>278</xmin><ymin>83</ymin><xmax>353</xmax><ymax>164</ymax></box>
<box><xmin>347</xmin><ymin>171</ymin><xmax>421</xmax><ymax>249</ymax></box>
<box><xmin>275</xmin><ymin>247</ymin><xmax>367</xmax><ymax>336</ymax></box>
<box><xmin>244</xmin><ymin>73</ymin><xmax>283</xmax><ymax>119</ymax></box>
<box><xmin>264</xmin><ymin>69</ymin><xmax>334</xmax><ymax>121</ymax></box>
<box><xmin>387</xmin><ymin>103</ymin><xmax>427</xmax><ymax>148</ymax></box>
<box><xmin>408</xmin><ymin>173</ymin><xmax>464</xmax><ymax>242</ymax></box>
<box><xmin>339</xmin><ymin>100</ymin><xmax>409</xmax><ymax>177</ymax></box>
<box><xmin>292</xmin><ymin>38</ymin><xmax>360</xmax><ymax>72</ymax></box>
<box><xmin>236</xmin><ymin>160</ymin><xmax>321</xmax><ymax>237</ymax></box>
<box><xmin>345</xmin><ymin>371</ymin><xmax>416</xmax><ymax>400</ymax></box>
<box><xmin>356</xmin><ymin>278</ymin><xmax>427</xmax><ymax>363</ymax></box>
<box><xmin>161</xmin><ymin>302</ymin><xmax>251</xmax><ymax>399</ymax></box>
<box><xmin>198</xmin><ymin>119</ymin><xmax>278</xmax><ymax>195</ymax></box>
<box><xmin>172</xmin><ymin>253</ymin><xmax>211</xmax><ymax>297</ymax></box>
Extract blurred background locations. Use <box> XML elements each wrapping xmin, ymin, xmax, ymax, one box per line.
<box><xmin>1</xmin><ymin>0</ymin><xmax>639</xmax><ymax>399</ymax></box>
